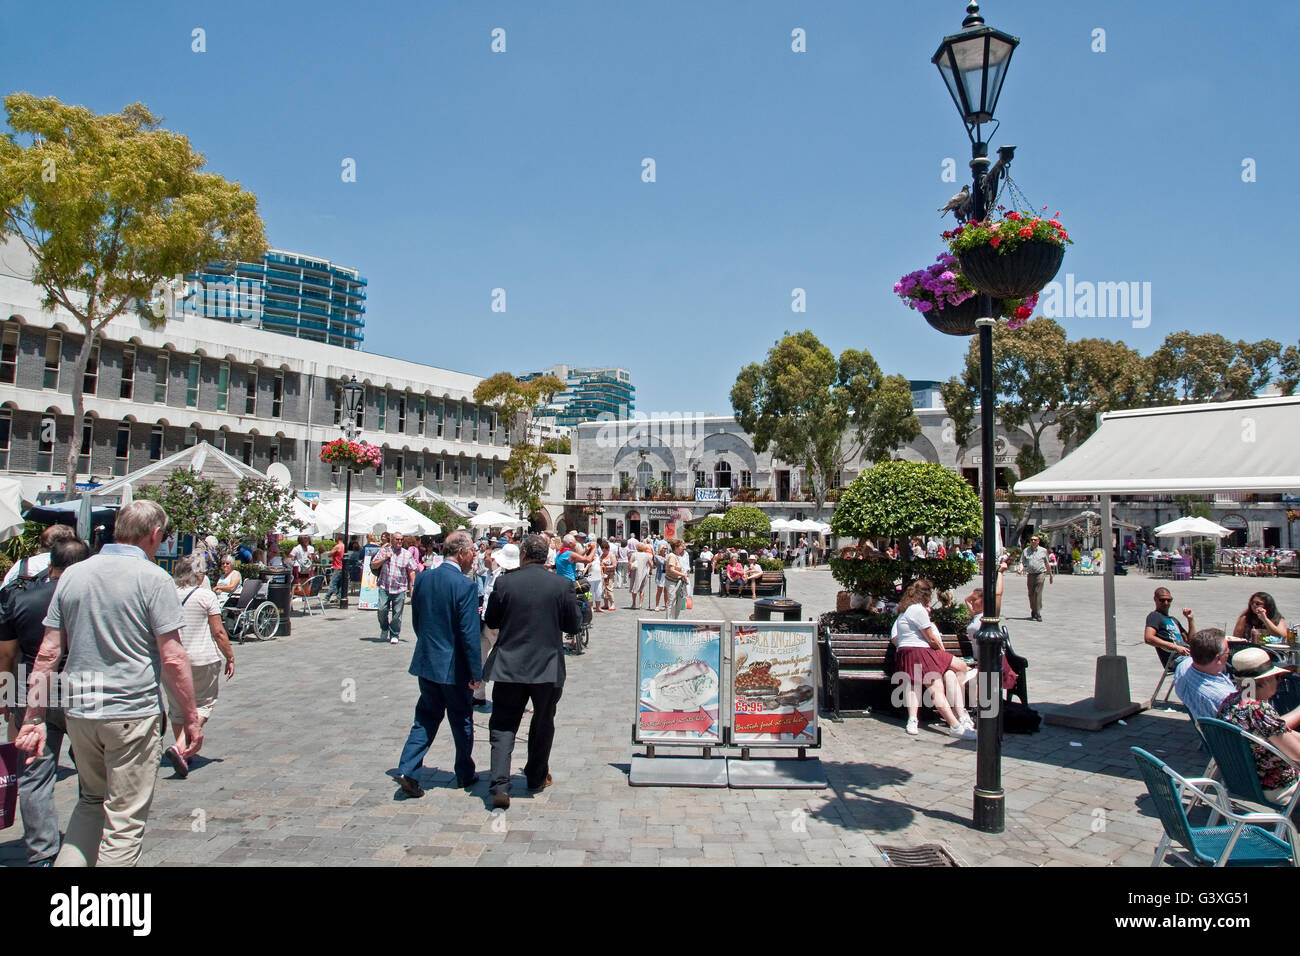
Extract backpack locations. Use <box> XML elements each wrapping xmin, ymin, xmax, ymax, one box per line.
<box><xmin>1002</xmin><ymin>700</ymin><xmax>1042</xmax><ymax>734</ymax></box>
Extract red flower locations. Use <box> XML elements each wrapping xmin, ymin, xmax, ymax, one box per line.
<box><xmin>1014</xmin><ymin>304</ymin><xmax>1033</xmax><ymax>319</ymax></box>
<box><xmin>1006</xmin><ymin>211</ymin><xmax>1021</xmax><ymax>221</ymax></box>
<box><xmin>1019</xmin><ymin>226</ymin><xmax>1033</xmax><ymax>238</ymax></box>
<box><xmin>989</xmin><ymin>235</ymin><xmax>1001</xmax><ymax>249</ymax></box>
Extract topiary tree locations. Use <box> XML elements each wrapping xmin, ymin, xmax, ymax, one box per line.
<box><xmin>829</xmin><ymin>460</ymin><xmax>981</xmax><ymax>602</ymax></box>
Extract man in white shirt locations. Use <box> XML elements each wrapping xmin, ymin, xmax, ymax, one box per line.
<box><xmin>1</xmin><ymin>524</ymin><xmax>78</xmax><ymax>588</ymax></box>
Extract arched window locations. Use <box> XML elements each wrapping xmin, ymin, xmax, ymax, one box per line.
<box><xmin>636</xmin><ymin>460</ymin><xmax>652</xmax><ymax>496</ymax></box>
<box><xmin>714</xmin><ymin>460</ymin><xmax>732</xmax><ymax>490</ymax></box>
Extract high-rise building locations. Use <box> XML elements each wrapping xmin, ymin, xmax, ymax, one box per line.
<box><xmin>524</xmin><ymin>365</ymin><xmax>635</xmax><ymax>426</ymax></box>
<box><xmin>183</xmin><ymin>249</ymin><xmax>366</xmax><ymax>349</ymax></box>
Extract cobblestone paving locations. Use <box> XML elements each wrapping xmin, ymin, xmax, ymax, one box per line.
<box><xmin>3</xmin><ymin>566</ymin><xmax>1297</xmax><ymax>866</ymax></box>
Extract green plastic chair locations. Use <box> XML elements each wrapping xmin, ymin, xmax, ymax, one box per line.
<box><xmin>1194</xmin><ymin>718</ymin><xmax>1300</xmax><ymax>826</ymax></box>
<box><xmin>1130</xmin><ymin>747</ymin><xmax>1298</xmax><ymax>867</ymax></box>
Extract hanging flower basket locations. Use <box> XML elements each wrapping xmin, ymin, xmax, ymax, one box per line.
<box><xmin>319</xmin><ymin>438</ymin><xmax>381</xmax><ymax>471</ymax></box>
<box><xmin>896</xmin><ymin>253</ymin><xmax>1038</xmax><ymax>337</ymax></box>
<box><xmin>957</xmin><ymin>241</ymin><xmax>1064</xmax><ymax>299</ymax></box>
<box><xmin>921</xmin><ymin>294</ymin><xmax>1003</xmax><ymax>336</ymax></box>
<box><xmin>944</xmin><ymin>211</ymin><xmax>1070</xmax><ymax>300</ymax></box>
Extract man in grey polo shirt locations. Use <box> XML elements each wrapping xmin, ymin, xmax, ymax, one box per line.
<box><xmin>14</xmin><ymin>500</ymin><xmax>201</xmax><ymax>867</ymax></box>
<box><xmin>1020</xmin><ymin>535</ymin><xmax>1053</xmax><ymax>622</ymax></box>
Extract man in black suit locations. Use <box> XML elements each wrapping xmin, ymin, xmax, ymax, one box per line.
<box><xmin>483</xmin><ymin>533</ymin><xmax>582</xmax><ymax>809</ymax></box>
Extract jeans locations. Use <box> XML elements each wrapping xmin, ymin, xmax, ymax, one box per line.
<box><xmin>377</xmin><ymin>589</ymin><xmax>406</xmax><ymax>640</ymax></box>
<box><xmin>397</xmin><ymin>678</ymin><xmax>475</xmax><ymax>783</ymax></box>
<box><xmin>326</xmin><ymin>568</ymin><xmax>346</xmax><ymax>603</ymax></box>
<box><xmin>17</xmin><ymin>707</ymin><xmax>65</xmax><ymax>864</ymax></box>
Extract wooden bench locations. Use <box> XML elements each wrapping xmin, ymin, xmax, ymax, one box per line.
<box><xmin>721</xmin><ymin>570</ymin><xmax>786</xmax><ymax>597</ymax></box>
<box><xmin>820</xmin><ymin>632</ymin><xmax>973</xmax><ymax>720</ymax></box>
<box><xmin>820</xmin><ymin>630</ymin><xmax>1028</xmax><ymax>720</ymax></box>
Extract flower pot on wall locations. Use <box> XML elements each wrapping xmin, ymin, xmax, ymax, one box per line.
<box><xmin>957</xmin><ymin>241</ymin><xmax>1064</xmax><ymax>299</ymax></box>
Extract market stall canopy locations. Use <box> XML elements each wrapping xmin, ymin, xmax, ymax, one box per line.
<box><xmin>91</xmin><ymin>442</ymin><xmax>268</xmax><ymax>501</ymax></box>
<box><xmin>1014</xmin><ymin>397</ymin><xmax>1300</xmax><ymax>495</ymax></box>
<box><xmin>24</xmin><ymin>496</ymin><xmax>117</xmax><ymax>532</ymax></box>
<box><xmin>1153</xmin><ymin>516</ymin><xmax>1232</xmax><ymax>538</ymax></box>
<box><xmin>279</xmin><ymin>496</ymin><xmax>322</xmax><ymax>537</ymax></box>
<box><xmin>468</xmin><ymin>510</ymin><xmax>527</xmax><ymax>529</ymax></box>
<box><xmin>354</xmin><ymin>498</ymin><xmax>441</xmax><ymax>537</ymax></box>
<box><xmin>0</xmin><ymin>477</ymin><xmax>27</xmax><ymax>542</ymax></box>
<box><xmin>769</xmin><ymin>518</ymin><xmax>793</xmax><ymax>531</ymax></box>
<box><xmin>311</xmin><ymin>497</ymin><xmax>382</xmax><ymax>537</ymax></box>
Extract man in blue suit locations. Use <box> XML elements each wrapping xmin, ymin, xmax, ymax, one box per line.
<box><xmin>395</xmin><ymin>530</ymin><xmax>483</xmax><ymax>798</ymax></box>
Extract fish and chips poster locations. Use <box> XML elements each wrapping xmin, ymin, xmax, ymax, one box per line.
<box><xmin>731</xmin><ymin>623</ymin><xmax>818</xmax><ymax>746</ymax></box>
<box><xmin>636</xmin><ymin>621</ymin><xmax>723</xmax><ymax>745</ymax></box>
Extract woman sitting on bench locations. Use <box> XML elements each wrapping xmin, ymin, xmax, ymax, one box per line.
<box><xmin>724</xmin><ymin>555</ymin><xmax>744</xmax><ymax>596</ymax></box>
<box><xmin>742</xmin><ymin>555</ymin><xmax>764</xmax><ymax>598</ymax></box>
<box><xmin>891</xmin><ymin>579</ymin><xmax>976</xmax><ymax>739</ymax></box>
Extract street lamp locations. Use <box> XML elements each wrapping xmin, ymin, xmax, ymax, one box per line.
<box><xmin>338</xmin><ymin>375</ymin><xmax>365</xmax><ymax>609</ymax></box>
<box><xmin>933</xmin><ymin>0</ymin><xmax>1019</xmax><ymax>835</ymax></box>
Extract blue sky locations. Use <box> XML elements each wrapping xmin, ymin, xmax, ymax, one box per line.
<box><xmin>3</xmin><ymin>0</ymin><xmax>1296</xmax><ymax>415</ymax></box>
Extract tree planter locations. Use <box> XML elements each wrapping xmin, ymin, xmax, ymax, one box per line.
<box><xmin>922</xmin><ymin>295</ymin><xmax>1005</xmax><ymax>337</ymax></box>
<box><xmin>957</xmin><ymin>241</ymin><xmax>1064</xmax><ymax>299</ymax></box>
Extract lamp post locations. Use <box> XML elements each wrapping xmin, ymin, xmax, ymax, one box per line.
<box><xmin>587</xmin><ymin>487</ymin><xmax>604</xmax><ymax>537</ymax></box>
<box><xmin>339</xmin><ymin>375</ymin><xmax>365</xmax><ymax>609</ymax></box>
<box><xmin>932</xmin><ymin>0</ymin><xmax>1019</xmax><ymax>834</ymax></box>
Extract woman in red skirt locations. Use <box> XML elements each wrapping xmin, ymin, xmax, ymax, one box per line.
<box><xmin>892</xmin><ymin>579</ymin><xmax>976</xmax><ymax>739</ymax></box>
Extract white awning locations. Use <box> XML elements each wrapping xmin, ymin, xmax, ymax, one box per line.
<box><xmin>1015</xmin><ymin>396</ymin><xmax>1300</xmax><ymax>496</ymax></box>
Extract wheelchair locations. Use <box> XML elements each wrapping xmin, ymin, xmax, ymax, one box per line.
<box><xmin>222</xmin><ymin>580</ymin><xmax>281</xmax><ymax>642</ymax></box>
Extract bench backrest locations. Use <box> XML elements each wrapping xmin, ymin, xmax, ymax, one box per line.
<box><xmin>825</xmin><ymin>632</ymin><xmax>969</xmax><ymax>668</ymax></box>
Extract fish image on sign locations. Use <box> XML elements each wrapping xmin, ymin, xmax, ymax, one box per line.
<box><xmin>635</xmin><ymin>621</ymin><xmax>724</xmax><ymax>746</ymax></box>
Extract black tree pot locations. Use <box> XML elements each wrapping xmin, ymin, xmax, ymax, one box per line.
<box><xmin>922</xmin><ymin>295</ymin><xmax>1004</xmax><ymax>337</ymax></box>
<box><xmin>957</xmin><ymin>240</ymin><xmax>1065</xmax><ymax>300</ymax></box>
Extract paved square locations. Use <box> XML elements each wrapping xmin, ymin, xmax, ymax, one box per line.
<box><xmin>3</xmin><ymin>566</ymin><xmax>1296</xmax><ymax>866</ymax></box>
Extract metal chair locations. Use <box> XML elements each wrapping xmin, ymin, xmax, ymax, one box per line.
<box><xmin>1130</xmin><ymin>747</ymin><xmax>1299</xmax><ymax>867</ymax></box>
<box><xmin>1194</xmin><ymin>717</ymin><xmax>1300</xmax><ymax>826</ymax></box>
<box><xmin>222</xmin><ymin>580</ymin><xmax>280</xmax><ymax>643</ymax></box>
<box><xmin>1147</xmin><ymin>647</ymin><xmax>1181</xmax><ymax>708</ymax></box>
<box><xmin>295</xmin><ymin>573</ymin><xmax>326</xmax><ymax>616</ymax></box>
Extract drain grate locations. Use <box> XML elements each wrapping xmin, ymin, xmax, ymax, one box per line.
<box><xmin>877</xmin><ymin>844</ymin><xmax>960</xmax><ymax>867</ymax></box>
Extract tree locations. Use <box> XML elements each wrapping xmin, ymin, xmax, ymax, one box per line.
<box><xmin>134</xmin><ymin>469</ymin><xmax>230</xmax><ymax>541</ymax></box>
<box><xmin>407</xmin><ymin>498</ymin><xmax>467</xmax><ymax>533</ymax></box>
<box><xmin>0</xmin><ymin>94</ymin><xmax>266</xmax><ymax>499</ymax></box>
<box><xmin>473</xmin><ymin>372</ymin><xmax>566</xmax><ymax>517</ymax></box>
<box><xmin>223</xmin><ymin>477</ymin><xmax>296</xmax><ymax>544</ymax></box>
<box><xmin>1146</xmin><ymin>332</ymin><xmax>1280</xmax><ymax>404</ymax></box>
<box><xmin>1058</xmin><ymin>337</ymin><xmax>1149</xmax><ymax>447</ymax></box>
<box><xmin>730</xmin><ymin>331</ymin><xmax>919</xmax><ymax>518</ymax></box>
<box><xmin>829</xmin><ymin>460</ymin><xmax>981</xmax><ymax>599</ymax></box>
<box><xmin>1280</xmin><ymin>341</ymin><xmax>1300</xmax><ymax>396</ymax></box>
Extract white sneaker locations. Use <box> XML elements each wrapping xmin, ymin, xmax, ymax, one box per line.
<box><xmin>959</xmin><ymin>716</ymin><xmax>976</xmax><ymax>734</ymax></box>
<box><xmin>904</xmin><ymin>718</ymin><xmax>919</xmax><ymax>736</ymax></box>
<box><xmin>949</xmin><ymin>723</ymin><xmax>977</xmax><ymax>740</ymax></box>
<box><xmin>389</xmin><ymin>636</ymin><xmax>400</xmax><ymax>644</ymax></box>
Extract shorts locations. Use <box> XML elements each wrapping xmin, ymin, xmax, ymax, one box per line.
<box><xmin>166</xmin><ymin>659</ymin><xmax>223</xmax><ymax>723</ymax></box>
